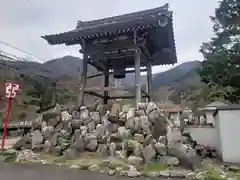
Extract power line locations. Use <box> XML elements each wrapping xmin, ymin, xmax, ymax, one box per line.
<box><xmin>0</xmin><ymin>40</ymin><xmax>46</xmax><ymax>62</ymax></box>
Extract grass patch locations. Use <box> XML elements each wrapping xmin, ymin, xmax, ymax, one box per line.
<box><xmin>199</xmin><ymin>166</ymin><xmax>225</xmax><ymax>180</ymax></box>
<box><xmin>39</xmin><ymin>153</ymin><xmax>67</xmax><ymax>164</ymax></box>
<box><xmin>139</xmin><ymin>162</ymin><xmax>168</xmax><ymax>173</ymax></box>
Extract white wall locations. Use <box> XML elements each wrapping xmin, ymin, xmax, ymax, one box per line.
<box><xmin>217</xmin><ymin>110</ymin><xmax>240</xmax><ymax>163</ymax></box>
<box><xmin>186</xmin><ymin>127</ymin><xmax>217</xmax><ymax>148</ymax></box>
<box><xmin>206</xmin><ymin>111</ymin><xmax>215</xmax><ymax>125</ymax></box>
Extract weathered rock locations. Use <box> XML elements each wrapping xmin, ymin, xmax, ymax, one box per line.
<box><xmin>42</xmin><ymin>126</ymin><xmax>54</xmax><ymax>138</ymax></box>
<box><xmin>170</xmin><ymin>170</ymin><xmax>188</xmax><ymax>178</ymax></box>
<box><xmin>43</xmin><ymin>140</ymin><xmax>51</xmax><ymax>152</ymax></box>
<box><xmin>127</xmin><ymin>166</ymin><xmax>141</xmax><ymax>177</ymax></box>
<box><xmin>158</xmin><ymin>170</ymin><xmax>170</xmax><ymax>178</ymax></box>
<box><xmin>119</xmin><ymin>112</ymin><xmax>126</xmax><ymax>125</ymax></box>
<box><xmin>127</xmin><ymin>156</ymin><xmax>143</xmax><ymax>166</ymax></box>
<box><xmin>118</xmin><ymin>127</ymin><xmax>131</xmax><ymax>139</ymax></box>
<box><xmin>71</xmin><ymin>120</ymin><xmax>81</xmax><ymax>130</ymax></box>
<box><xmin>88</xmin><ymin>164</ymin><xmax>100</xmax><ymax>172</ymax></box>
<box><xmin>63</xmin><ymin>148</ymin><xmax>77</xmax><ymax>159</ymax></box>
<box><xmin>125</xmin><ymin>118</ymin><xmax>134</xmax><ymax>131</ymax></box>
<box><xmin>50</xmin><ymin>132</ymin><xmax>60</xmax><ymax>146</ymax></box>
<box><xmin>60</xmin><ymin>130</ymin><xmax>71</xmax><ymax>139</ymax></box>
<box><xmin>133</xmin><ymin>133</ymin><xmax>144</xmax><ymax>143</ymax></box>
<box><xmin>32</xmin><ymin>130</ymin><xmax>43</xmax><ymax>150</ymax></box>
<box><xmin>69</xmin><ymin>164</ymin><xmax>80</xmax><ymax>169</ymax></box>
<box><xmin>47</xmin><ymin>116</ymin><xmax>61</xmax><ymax>127</ymax></box>
<box><xmin>143</xmin><ymin>144</ymin><xmax>156</xmax><ymax>162</ymax></box>
<box><xmin>107</xmin><ymin>123</ymin><xmax>118</xmax><ymax>133</ymax></box>
<box><xmin>80</xmin><ymin>126</ymin><xmax>88</xmax><ymax>136</ymax></box>
<box><xmin>111</xmin><ymin>103</ymin><xmax>121</xmax><ymax>114</ymax></box>
<box><xmin>50</xmin><ymin>146</ymin><xmax>63</xmax><ymax>156</ymax></box>
<box><xmin>54</xmin><ymin>104</ymin><xmax>63</xmax><ymax>114</ymax></box>
<box><xmin>61</xmin><ymin>111</ymin><xmax>72</xmax><ymax>121</ymax></box>
<box><xmin>87</xmin><ymin>121</ymin><xmax>96</xmax><ymax>133</ymax></box>
<box><xmin>85</xmin><ymin>134</ymin><xmax>98</xmax><ymax>151</ymax></box>
<box><xmin>168</xmin><ymin>142</ymin><xmax>201</xmax><ymax>170</ymax></box>
<box><xmin>95</xmin><ymin>124</ymin><xmax>105</xmax><ymax>137</ymax></box>
<box><xmin>32</xmin><ymin>115</ymin><xmax>43</xmax><ymax>130</ymax></box>
<box><xmin>149</xmin><ymin>110</ymin><xmax>169</xmax><ymax>140</ymax></box>
<box><xmin>72</xmin><ymin>111</ymin><xmax>80</xmax><ymax>119</ymax></box>
<box><xmin>146</xmin><ymin>102</ymin><xmax>157</xmax><ymax>115</ymax></box>
<box><xmin>90</xmin><ymin>112</ymin><xmax>101</xmax><ymax>124</ymax></box>
<box><xmin>97</xmin><ymin>144</ymin><xmax>108</xmax><ymax>155</ymax></box>
<box><xmin>54</xmin><ymin>122</ymin><xmax>63</xmax><ymax>132</ymax></box>
<box><xmin>146</xmin><ymin>172</ymin><xmax>159</xmax><ymax>178</ymax></box>
<box><xmin>133</xmin><ymin>117</ymin><xmax>142</xmax><ymax>133</ymax></box>
<box><xmin>108</xmin><ymin>114</ymin><xmax>119</xmax><ymax>124</ymax></box>
<box><xmin>16</xmin><ymin>150</ymin><xmax>41</xmax><ymax>163</ymax></box>
<box><xmin>143</xmin><ymin>135</ymin><xmax>154</xmax><ymax>147</ymax></box>
<box><xmin>83</xmin><ymin>117</ymin><xmax>92</xmax><ymax>125</ymax></box>
<box><xmin>136</xmin><ymin>110</ymin><xmax>146</xmax><ymax>116</ymax></box>
<box><xmin>97</xmin><ymin>105</ymin><xmax>107</xmax><ymax>117</ymax></box>
<box><xmin>109</xmin><ymin>142</ymin><xmax>116</xmax><ymax>156</ymax></box>
<box><xmin>127</xmin><ymin>108</ymin><xmax>135</xmax><ymax>120</ymax></box>
<box><xmin>123</xmin><ymin>140</ymin><xmax>143</xmax><ymax>157</ymax></box>
<box><xmin>110</xmin><ymin>133</ymin><xmax>122</xmax><ymax>142</ymax></box>
<box><xmin>122</xmin><ymin>104</ymin><xmax>131</xmax><ymax>113</ymax></box>
<box><xmin>71</xmin><ymin>135</ymin><xmax>84</xmax><ymax>152</ymax></box>
<box><xmin>137</xmin><ymin>102</ymin><xmax>146</xmax><ymax>110</ymax></box>
<box><xmin>108</xmin><ymin>170</ymin><xmax>116</xmax><ymax>176</ymax></box>
<box><xmin>154</xmin><ymin>142</ymin><xmax>167</xmax><ymax>156</ymax></box>
<box><xmin>158</xmin><ymin>156</ymin><xmax>179</xmax><ymax>166</ymax></box>
<box><xmin>13</xmin><ymin>135</ymin><xmax>31</xmax><ymax>150</ymax></box>
<box><xmin>140</xmin><ymin>116</ymin><xmax>151</xmax><ymax>134</ymax></box>
<box><xmin>80</xmin><ymin>106</ymin><xmax>89</xmax><ymax>121</ymax></box>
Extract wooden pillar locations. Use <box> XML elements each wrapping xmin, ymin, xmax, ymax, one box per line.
<box><xmin>78</xmin><ymin>54</ymin><xmax>88</xmax><ymax>106</ymax></box>
<box><xmin>146</xmin><ymin>60</ymin><xmax>153</xmax><ymax>101</ymax></box>
<box><xmin>103</xmin><ymin>70</ymin><xmax>109</xmax><ymax>104</ymax></box>
<box><xmin>134</xmin><ymin>49</ymin><xmax>141</xmax><ymax>104</ymax></box>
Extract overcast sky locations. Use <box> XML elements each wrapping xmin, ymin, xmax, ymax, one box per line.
<box><xmin>0</xmin><ymin>0</ymin><xmax>218</xmax><ymax>73</ymax></box>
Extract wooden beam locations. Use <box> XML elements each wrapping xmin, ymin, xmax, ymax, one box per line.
<box><xmin>140</xmin><ymin>45</ymin><xmax>152</xmax><ymax>61</ymax></box>
<box><xmin>84</xmin><ymin>91</ymin><xmax>104</xmax><ymax>99</ymax></box>
<box><xmin>146</xmin><ymin>60</ymin><xmax>153</xmax><ymax>101</ymax></box>
<box><xmin>103</xmin><ymin>70</ymin><xmax>109</xmax><ymax>104</ymax></box>
<box><xmin>87</xmin><ymin>73</ymin><xmax>104</xmax><ymax>79</ymax></box>
<box><xmin>108</xmin><ymin>95</ymin><xmax>148</xmax><ymax>99</ymax></box>
<box><xmin>88</xmin><ymin>51</ymin><xmax>134</xmax><ymax>62</ymax></box>
<box><xmin>134</xmin><ymin>49</ymin><xmax>141</xmax><ymax>104</ymax></box>
<box><xmin>84</xmin><ymin>86</ymin><xmax>128</xmax><ymax>92</ymax></box>
<box><xmin>82</xmin><ymin>39</ymin><xmax>145</xmax><ymax>55</ymax></box>
<box><xmin>78</xmin><ymin>54</ymin><xmax>88</xmax><ymax>106</ymax></box>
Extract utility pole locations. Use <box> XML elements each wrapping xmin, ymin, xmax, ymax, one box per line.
<box><xmin>179</xmin><ymin>91</ymin><xmax>185</xmax><ymax>134</ymax></box>
<box><xmin>52</xmin><ymin>81</ymin><xmax>57</xmax><ymax>106</ymax></box>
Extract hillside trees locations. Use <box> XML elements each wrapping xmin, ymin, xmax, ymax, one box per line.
<box><xmin>199</xmin><ymin>0</ymin><xmax>240</xmax><ymax>103</ymax></box>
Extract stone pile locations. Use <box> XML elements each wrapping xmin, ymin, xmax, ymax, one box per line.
<box><xmin>13</xmin><ymin>102</ymin><xmax>201</xmax><ymax>170</ymax></box>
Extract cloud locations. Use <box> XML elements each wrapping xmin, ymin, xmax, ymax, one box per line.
<box><xmin>0</xmin><ymin>0</ymin><xmax>218</xmax><ymax>72</ymax></box>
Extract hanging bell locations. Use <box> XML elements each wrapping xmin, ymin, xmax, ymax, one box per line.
<box><xmin>112</xmin><ymin>60</ymin><xmax>126</xmax><ymax>79</ymax></box>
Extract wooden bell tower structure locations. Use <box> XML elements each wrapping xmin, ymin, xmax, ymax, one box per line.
<box><xmin>42</xmin><ymin>3</ymin><xmax>177</xmax><ymax>106</ymax></box>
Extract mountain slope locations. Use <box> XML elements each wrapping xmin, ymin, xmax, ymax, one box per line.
<box><xmin>152</xmin><ymin>61</ymin><xmax>202</xmax><ymax>89</ymax></box>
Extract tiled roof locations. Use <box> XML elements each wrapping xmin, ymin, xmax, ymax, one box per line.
<box><xmin>75</xmin><ymin>4</ymin><xmax>170</xmax><ymax>30</ymax></box>
<box><xmin>42</xmin><ymin>3</ymin><xmax>172</xmax><ymax>45</ymax></box>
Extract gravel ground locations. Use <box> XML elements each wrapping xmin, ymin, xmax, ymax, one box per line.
<box><xmin>0</xmin><ymin>162</ymin><xmax>169</xmax><ymax>180</ymax></box>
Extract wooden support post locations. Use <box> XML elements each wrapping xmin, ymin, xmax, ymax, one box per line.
<box><xmin>103</xmin><ymin>70</ymin><xmax>109</xmax><ymax>104</ymax></box>
<box><xmin>147</xmin><ymin>60</ymin><xmax>153</xmax><ymax>101</ymax></box>
<box><xmin>78</xmin><ymin>54</ymin><xmax>88</xmax><ymax>106</ymax></box>
<box><xmin>134</xmin><ymin>49</ymin><xmax>141</xmax><ymax>104</ymax></box>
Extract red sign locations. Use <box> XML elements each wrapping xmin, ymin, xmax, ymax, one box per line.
<box><xmin>2</xmin><ymin>82</ymin><xmax>20</xmax><ymax>151</ymax></box>
<box><xmin>5</xmin><ymin>82</ymin><xmax>20</xmax><ymax>98</ymax></box>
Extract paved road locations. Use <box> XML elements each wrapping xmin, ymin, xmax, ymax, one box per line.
<box><xmin>0</xmin><ymin>162</ymin><xmax>159</xmax><ymax>180</ymax></box>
